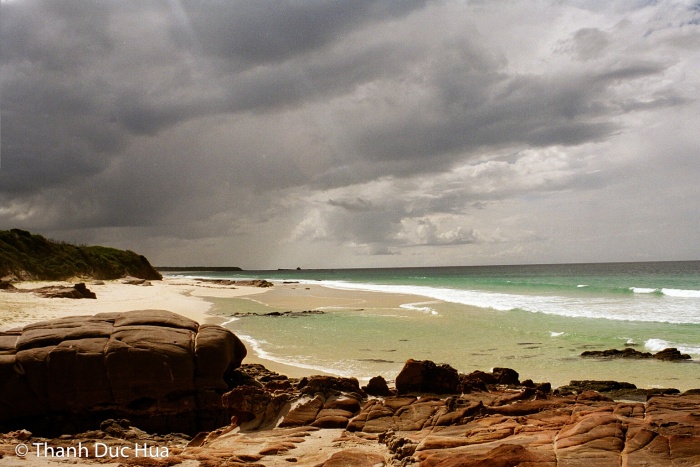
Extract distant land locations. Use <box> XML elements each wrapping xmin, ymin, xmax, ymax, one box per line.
<box><xmin>0</xmin><ymin>229</ymin><xmax>162</xmax><ymax>281</ymax></box>
<box><xmin>156</xmin><ymin>266</ymin><xmax>243</xmax><ymax>272</ymax></box>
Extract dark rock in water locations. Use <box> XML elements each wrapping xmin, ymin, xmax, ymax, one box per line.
<box><xmin>395</xmin><ymin>359</ymin><xmax>460</xmax><ymax>394</ymax></box>
<box><xmin>653</xmin><ymin>347</ymin><xmax>692</xmax><ymax>361</ymax></box>
<box><xmin>197</xmin><ymin>278</ymin><xmax>274</xmax><ymax>288</ymax></box>
<box><xmin>581</xmin><ymin>347</ymin><xmax>691</xmax><ymax>361</ymax></box>
<box><xmin>0</xmin><ymin>310</ymin><xmax>246</xmax><ymax>436</ymax></box>
<box><xmin>581</xmin><ymin>347</ymin><xmax>653</xmax><ymax>359</ymax></box>
<box><xmin>362</xmin><ymin>375</ymin><xmax>394</xmax><ymax>397</ymax></box>
<box><xmin>230</xmin><ymin>309</ymin><xmax>324</xmax><ymax>318</ymax></box>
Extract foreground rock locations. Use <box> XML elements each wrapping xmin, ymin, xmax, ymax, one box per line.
<box><xmin>0</xmin><ymin>310</ymin><xmax>246</xmax><ymax>435</ymax></box>
<box><xmin>1</xmin><ymin>335</ymin><xmax>699</xmax><ymax>467</ymax></box>
<box><xmin>1</xmin><ymin>357</ymin><xmax>699</xmax><ymax>466</ymax></box>
<box><xmin>202</xmin><ymin>363</ymin><xmax>700</xmax><ymax>466</ymax></box>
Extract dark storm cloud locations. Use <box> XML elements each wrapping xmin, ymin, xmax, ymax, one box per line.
<box><xmin>332</xmin><ymin>63</ymin><xmax>666</xmax><ymax>166</ymax></box>
<box><xmin>170</xmin><ymin>0</ymin><xmax>427</xmax><ymax>65</ymax></box>
<box><xmin>0</xmin><ymin>0</ymin><xmax>698</xmax><ymax>266</ymax></box>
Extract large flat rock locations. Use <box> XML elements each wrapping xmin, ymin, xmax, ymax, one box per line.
<box><xmin>0</xmin><ymin>310</ymin><xmax>247</xmax><ymax>435</ymax></box>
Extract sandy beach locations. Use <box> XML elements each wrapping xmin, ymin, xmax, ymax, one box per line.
<box><xmin>0</xmin><ymin>277</ymin><xmax>340</xmax><ymax>379</ymax></box>
<box><xmin>0</xmin><ymin>278</ymin><xmax>262</xmax><ymax>329</ymax></box>
<box><xmin>3</xmin><ymin>276</ymin><xmax>699</xmax><ymax>391</ymax></box>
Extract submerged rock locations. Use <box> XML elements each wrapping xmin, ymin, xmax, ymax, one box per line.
<box><xmin>581</xmin><ymin>347</ymin><xmax>691</xmax><ymax>361</ymax></box>
<box><xmin>653</xmin><ymin>347</ymin><xmax>692</xmax><ymax>361</ymax></box>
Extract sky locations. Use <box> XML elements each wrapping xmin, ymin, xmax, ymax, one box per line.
<box><xmin>1</xmin><ymin>0</ymin><xmax>699</xmax><ymax>269</ymax></box>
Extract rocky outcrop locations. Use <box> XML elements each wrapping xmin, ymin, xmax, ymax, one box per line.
<box><xmin>395</xmin><ymin>359</ymin><xmax>460</xmax><ymax>394</ymax></box>
<box><xmin>582</xmin><ymin>347</ymin><xmax>692</xmax><ymax>361</ymax></box>
<box><xmin>0</xmin><ymin>310</ymin><xmax>246</xmax><ymax>435</ymax></box>
<box><xmin>31</xmin><ymin>282</ymin><xmax>97</xmax><ymax>299</ymax></box>
<box><xmin>1</xmin><ymin>357</ymin><xmax>699</xmax><ymax>466</ymax></box>
<box><xmin>557</xmin><ymin>379</ymin><xmax>681</xmax><ymax>401</ymax></box>
<box><xmin>210</xmin><ymin>364</ymin><xmax>700</xmax><ymax>466</ymax></box>
<box><xmin>2</xmin><ymin>282</ymin><xmax>98</xmax><ymax>299</ymax></box>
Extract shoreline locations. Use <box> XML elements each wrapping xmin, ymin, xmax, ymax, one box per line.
<box><xmin>0</xmin><ymin>277</ymin><xmax>331</xmax><ymax>379</ymax></box>
<box><xmin>2</xmin><ymin>277</ymin><xmax>699</xmax><ymax>391</ymax></box>
<box><xmin>203</xmin><ymin>280</ymin><xmax>700</xmax><ymax>392</ymax></box>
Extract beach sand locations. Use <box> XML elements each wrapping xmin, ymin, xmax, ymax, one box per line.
<box><xmin>3</xmin><ymin>278</ymin><xmax>698</xmax><ymax>389</ymax></box>
<box><xmin>0</xmin><ymin>278</ymin><xmax>335</xmax><ymax>379</ymax></box>
<box><xmin>0</xmin><ymin>278</ymin><xmax>442</xmax><ymax>379</ymax></box>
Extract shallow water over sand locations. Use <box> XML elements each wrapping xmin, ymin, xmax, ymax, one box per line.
<box><xmin>207</xmin><ymin>282</ymin><xmax>700</xmax><ymax>391</ymax></box>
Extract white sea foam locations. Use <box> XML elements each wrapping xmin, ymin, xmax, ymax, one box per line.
<box><xmin>550</xmin><ymin>331</ymin><xmax>565</xmax><ymax>337</ymax></box>
<box><xmin>631</xmin><ymin>287</ymin><xmax>659</xmax><ymax>294</ymax></box>
<box><xmin>630</xmin><ymin>287</ymin><xmax>700</xmax><ymax>298</ymax></box>
<box><xmin>661</xmin><ymin>288</ymin><xmax>700</xmax><ymax>298</ymax></box>
<box><xmin>577</xmin><ymin>284</ymin><xmax>588</xmax><ymax>288</ymax></box>
<box><xmin>400</xmin><ymin>302</ymin><xmax>439</xmax><ymax>315</ymax></box>
<box><xmin>235</xmin><ymin>333</ymin><xmax>358</xmax><ymax>378</ymax></box>
<box><xmin>305</xmin><ymin>280</ymin><xmax>700</xmax><ymax>324</ymax></box>
<box><xmin>644</xmin><ymin>338</ymin><xmax>700</xmax><ymax>355</ymax></box>
<box><xmin>219</xmin><ymin>316</ymin><xmax>240</xmax><ymax>326</ymax></box>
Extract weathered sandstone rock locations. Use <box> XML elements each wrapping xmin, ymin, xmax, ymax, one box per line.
<box><xmin>1</xmin><ymin>357</ymin><xmax>699</xmax><ymax>466</ymax></box>
<box><xmin>0</xmin><ymin>310</ymin><xmax>246</xmax><ymax>435</ymax></box>
<box><xmin>33</xmin><ymin>282</ymin><xmax>97</xmax><ymax>299</ymax></box>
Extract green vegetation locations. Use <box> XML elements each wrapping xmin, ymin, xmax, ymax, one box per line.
<box><xmin>0</xmin><ymin>229</ymin><xmax>162</xmax><ymax>281</ymax></box>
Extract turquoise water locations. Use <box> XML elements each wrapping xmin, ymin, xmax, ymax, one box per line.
<box><xmin>167</xmin><ymin>261</ymin><xmax>700</xmax><ymax>389</ymax></box>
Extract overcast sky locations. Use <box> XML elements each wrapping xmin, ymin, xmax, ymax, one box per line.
<box><xmin>1</xmin><ymin>0</ymin><xmax>699</xmax><ymax>269</ymax></box>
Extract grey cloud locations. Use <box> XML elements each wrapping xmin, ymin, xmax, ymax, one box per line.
<box><xmin>1</xmin><ymin>0</ymin><xmax>698</xmax><ymax>267</ymax></box>
<box><xmin>567</xmin><ymin>28</ymin><xmax>611</xmax><ymax>61</ymax></box>
<box><xmin>0</xmin><ymin>0</ymin><xmax>114</xmax><ymax>68</ymax></box>
<box><xmin>327</xmin><ymin>198</ymin><xmax>375</xmax><ymax>212</ymax></box>
<box><xmin>170</xmin><ymin>0</ymin><xmax>427</xmax><ymax>65</ymax></box>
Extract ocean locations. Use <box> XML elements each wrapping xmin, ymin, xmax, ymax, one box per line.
<box><xmin>167</xmin><ymin>261</ymin><xmax>700</xmax><ymax>390</ymax></box>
